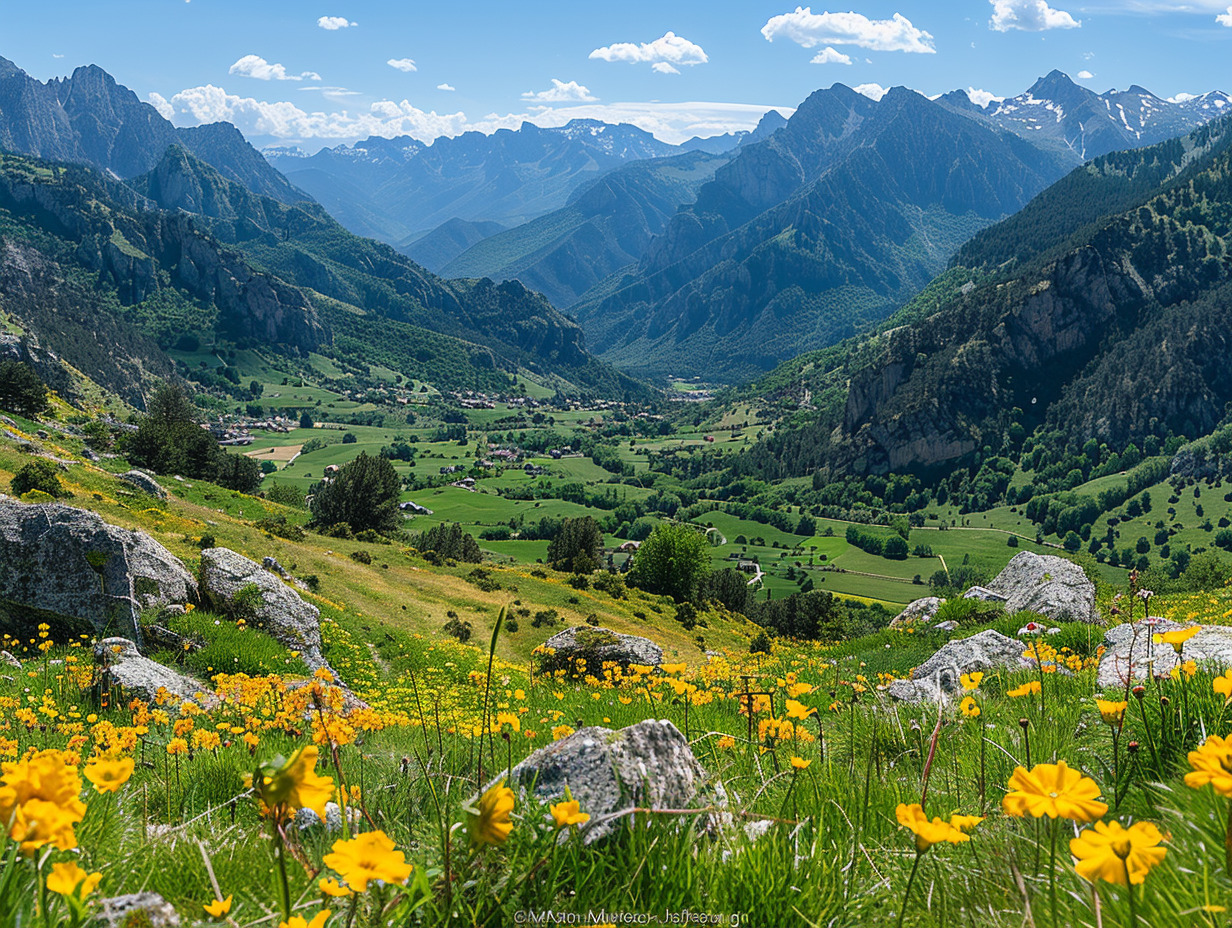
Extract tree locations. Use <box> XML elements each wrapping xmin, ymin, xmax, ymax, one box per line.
<box><xmin>411</xmin><ymin>523</ymin><xmax>483</xmax><ymax>562</ymax></box>
<box><xmin>125</xmin><ymin>383</ymin><xmax>226</xmax><ymax>482</ymax></box>
<box><xmin>10</xmin><ymin>460</ymin><xmax>68</xmax><ymax>498</ymax></box>
<box><xmin>547</xmin><ymin>516</ymin><xmax>605</xmax><ymax>572</ymax></box>
<box><xmin>0</xmin><ymin>361</ymin><xmax>49</xmax><ymax>417</ymax></box>
<box><xmin>309</xmin><ymin>452</ymin><xmax>402</xmax><ymax>534</ymax></box>
<box><xmin>215</xmin><ymin>452</ymin><xmax>262</xmax><ymax>493</ymax></box>
<box><xmin>627</xmin><ymin>523</ymin><xmax>711</xmax><ymax>602</ymax></box>
<box><xmin>299</xmin><ymin>411</ymin><xmax>315</xmax><ymax>429</ymax></box>
<box><xmin>882</xmin><ymin>535</ymin><xmax>909</xmax><ymax>559</ymax></box>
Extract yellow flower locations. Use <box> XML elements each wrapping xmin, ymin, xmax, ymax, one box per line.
<box><xmin>716</xmin><ymin>736</ymin><xmax>736</xmax><ymax>750</ymax></box>
<box><xmin>46</xmin><ymin>861</ymin><xmax>102</xmax><ymax>900</ymax></box>
<box><xmin>895</xmin><ymin>803</ymin><xmax>982</xmax><ymax>853</ymax></box>
<box><xmin>660</xmin><ymin>663</ymin><xmax>687</xmax><ymax>674</ymax></box>
<box><xmin>319</xmin><ymin>877</ymin><xmax>353</xmax><ymax>897</ymax></box>
<box><xmin>1096</xmin><ymin>699</ymin><xmax>1128</xmax><ymax>726</ymax></box>
<box><xmin>960</xmin><ymin>696</ymin><xmax>980</xmax><ymax>718</ymax></box>
<box><xmin>790</xmin><ymin>756</ymin><xmax>811</xmax><ymax>770</ymax></box>
<box><xmin>279</xmin><ymin>912</ymin><xmax>331</xmax><ymax>928</ymax></box>
<box><xmin>0</xmin><ymin>749</ymin><xmax>87</xmax><ymax>854</ymax></box>
<box><xmin>785</xmin><ymin>699</ymin><xmax>815</xmax><ymax>720</ymax></box>
<box><xmin>248</xmin><ymin>746</ymin><xmax>335</xmax><ymax>820</ymax></box>
<box><xmin>495</xmin><ymin>711</ymin><xmax>521</xmax><ymax>733</ymax></box>
<box><xmin>1154</xmin><ymin>626</ymin><xmax>1200</xmax><ymax>653</ymax></box>
<box><xmin>84</xmin><ymin>756</ymin><xmax>135</xmax><ymax>793</ymax></box>
<box><xmin>1002</xmin><ymin>761</ymin><xmax>1108</xmax><ymax>822</ymax></box>
<box><xmin>469</xmin><ymin>780</ymin><xmax>515</xmax><ymax>846</ymax></box>
<box><xmin>549</xmin><ymin>799</ymin><xmax>590</xmax><ymax>830</ymax></box>
<box><xmin>1186</xmin><ymin>735</ymin><xmax>1232</xmax><ymax>797</ymax></box>
<box><xmin>1070</xmin><ymin>820</ymin><xmax>1167</xmax><ymax>886</ymax></box>
<box><xmin>203</xmin><ymin>895</ymin><xmax>233</xmax><ymax>917</ymax></box>
<box><xmin>960</xmin><ymin>672</ymin><xmax>984</xmax><ymax>691</ymax></box>
<box><xmin>1214</xmin><ymin>670</ymin><xmax>1232</xmax><ymax>704</ymax></box>
<box><xmin>167</xmin><ymin>738</ymin><xmax>188</xmax><ymax>756</ymax></box>
<box><xmin>1007</xmin><ymin>680</ymin><xmax>1041</xmax><ymax>698</ymax></box>
<box><xmin>322</xmin><ymin>830</ymin><xmax>412</xmax><ymax>892</ymax></box>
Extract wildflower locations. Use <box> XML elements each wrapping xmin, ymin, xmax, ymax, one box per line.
<box><xmin>247</xmin><ymin>745</ymin><xmax>335</xmax><ymax>820</ymax></box>
<box><xmin>960</xmin><ymin>672</ymin><xmax>984</xmax><ymax>691</ymax></box>
<box><xmin>1070</xmin><ymin>820</ymin><xmax>1167</xmax><ymax>885</ymax></box>
<box><xmin>1215</xmin><ymin>670</ymin><xmax>1232</xmax><ymax>704</ymax></box>
<box><xmin>1096</xmin><ymin>699</ymin><xmax>1128</xmax><ymax>727</ymax></box>
<box><xmin>167</xmin><ymin>738</ymin><xmax>189</xmax><ymax>756</ymax></box>
<box><xmin>1154</xmin><ymin>626</ymin><xmax>1200</xmax><ymax>653</ymax></box>
<box><xmin>895</xmin><ymin>803</ymin><xmax>981</xmax><ymax>852</ymax></box>
<box><xmin>46</xmin><ymin>861</ymin><xmax>102</xmax><ymax>900</ymax></box>
<box><xmin>785</xmin><ymin>699</ymin><xmax>815</xmax><ymax>720</ymax></box>
<box><xmin>716</xmin><ymin>736</ymin><xmax>736</xmax><ymax>750</ymax></box>
<box><xmin>1170</xmin><ymin>660</ymin><xmax>1198</xmax><ymax>681</ymax></box>
<box><xmin>322</xmin><ymin>830</ymin><xmax>413</xmax><ymax>892</ymax></box>
<box><xmin>1007</xmin><ymin>680</ymin><xmax>1041</xmax><ymax>698</ymax></box>
<box><xmin>1185</xmin><ymin>735</ymin><xmax>1232</xmax><ymax>797</ymax></box>
<box><xmin>0</xmin><ymin>748</ymin><xmax>87</xmax><ymax>853</ymax></box>
<box><xmin>960</xmin><ymin>696</ymin><xmax>980</xmax><ymax>718</ymax></box>
<box><xmin>84</xmin><ymin>755</ymin><xmax>135</xmax><ymax>793</ymax></box>
<box><xmin>278</xmin><ymin>913</ymin><xmax>331</xmax><ymax>928</ymax></box>
<box><xmin>469</xmin><ymin>780</ymin><xmax>515</xmax><ymax>846</ymax></box>
<box><xmin>203</xmin><ymin>895</ymin><xmax>234</xmax><ymax>917</ymax></box>
<box><xmin>1002</xmin><ymin>761</ymin><xmax>1108</xmax><ymax>822</ymax></box>
<box><xmin>550</xmin><ymin>799</ymin><xmax>590</xmax><ymax>830</ymax></box>
<box><xmin>790</xmin><ymin>756</ymin><xmax>811</xmax><ymax>770</ymax></box>
<box><xmin>319</xmin><ymin>877</ymin><xmax>353</xmax><ymax>897</ymax></box>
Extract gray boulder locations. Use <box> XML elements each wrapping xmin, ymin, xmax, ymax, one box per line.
<box><xmin>98</xmin><ymin>892</ymin><xmax>180</xmax><ymax>928</ymax></box>
<box><xmin>539</xmin><ymin>625</ymin><xmax>663</xmax><ymax>672</ymax></box>
<box><xmin>962</xmin><ymin>586</ymin><xmax>1008</xmax><ymax>603</ymax></box>
<box><xmin>888</xmin><ymin>629</ymin><xmax>1031</xmax><ymax>703</ymax></box>
<box><xmin>118</xmin><ymin>469</ymin><xmax>168</xmax><ymax>499</ymax></box>
<box><xmin>890</xmin><ymin>597</ymin><xmax>944</xmax><ymax>628</ymax></box>
<box><xmin>492</xmin><ymin>719</ymin><xmax>723</xmax><ymax>843</ymax></box>
<box><xmin>1096</xmin><ymin>618</ymin><xmax>1232</xmax><ymax>688</ymax></box>
<box><xmin>94</xmin><ymin>638</ymin><xmax>216</xmax><ymax>707</ymax></box>
<box><xmin>985</xmin><ymin>551</ymin><xmax>1098</xmax><ymax>623</ymax></box>
<box><xmin>0</xmin><ymin>500</ymin><xmax>196</xmax><ymax>643</ymax></box>
<box><xmin>198</xmin><ymin>547</ymin><xmax>328</xmax><ymax>671</ymax></box>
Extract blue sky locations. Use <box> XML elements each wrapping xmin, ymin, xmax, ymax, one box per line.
<box><xmin>6</xmin><ymin>1</ymin><xmax>1232</xmax><ymax>149</ymax></box>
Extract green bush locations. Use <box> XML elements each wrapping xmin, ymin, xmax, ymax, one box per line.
<box><xmin>11</xmin><ymin>460</ymin><xmax>69</xmax><ymax>498</ymax></box>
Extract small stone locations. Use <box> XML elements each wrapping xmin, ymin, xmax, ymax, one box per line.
<box><xmin>98</xmin><ymin>892</ymin><xmax>181</xmax><ymax>928</ymax></box>
<box><xmin>538</xmin><ymin>625</ymin><xmax>662</xmax><ymax>672</ymax></box>
<box><xmin>888</xmin><ymin>630</ymin><xmax>1031</xmax><ymax>703</ymax></box>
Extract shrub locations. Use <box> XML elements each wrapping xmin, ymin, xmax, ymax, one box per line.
<box><xmin>628</xmin><ymin>523</ymin><xmax>711</xmax><ymax>602</ymax></box>
<box><xmin>443</xmin><ymin>616</ymin><xmax>472</xmax><ymax>642</ymax></box>
<box><xmin>11</xmin><ymin>460</ymin><xmax>69</xmax><ymax>498</ymax></box>
<box><xmin>412</xmin><ymin>523</ymin><xmax>482</xmax><ymax>562</ymax></box>
<box><xmin>349</xmin><ymin>549</ymin><xmax>372</xmax><ymax>564</ymax></box>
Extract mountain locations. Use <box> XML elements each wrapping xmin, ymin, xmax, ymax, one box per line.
<box><xmin>570</xmin><ymin>84</ymin><xmax>1073</xmax><ymax>383</ymax></box>
<box><xmin>0</xmin><ymin>56</ymin><xmax>308</xmax><ymax>204</ymax></box>
<box><xmin>439</xmin><ymin>150</ymin><xmax>729</xmax><ymax>309</ymax></box>
<box><xmin>944</xmin><ymin>70</ymin><xmax>1230</xmax><ymax>162</ymax></box>
<box><xmin>403</xmin><ymin>218</ymin><xmax>506</xmax><ymax>273</ymax></box>
<box><xmin>267</xmin><ymin>120</ymin><xmax>682</xmax><ymax>247</ymax></box>
<box><xmin>743</xmin><ymin>114</ymin><xmax>1232</xmax><ymax>479</ymax></box>
<box><xmin>677</xmin><ymin>113</ymin><xmax>788</xmax><ymax>154</ymax></box>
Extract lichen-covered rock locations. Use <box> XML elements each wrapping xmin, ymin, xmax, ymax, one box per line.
<box><xmin>985</xmin><ymin>551</ymin><xmax>1099</xmax><ymax>623</ymax></box>
<box><xmin>197</xmin><ymin>547</ymin><xmax>328</xmax><ymax>671</ymax></box>
<box><xmin>1096</xmin><ymin>618</ymin><xmax>1232</xmax><ymax>688</ymax></box>
<box><xmin>538</xmin><ymin>625</ymin><xmax>662</xmax><ymax>673</ymax></box>
<box><xmin>118</xmin><ymin>469</ymin><xmax>167</xmax><ymax>499</ymax></box>
<box><xmin>962</xmin><ymin>585</ymin><xmax>1008</xmax><ymax>603</ymax></box>
<box><xmin>491</xmin><ymin>719</ymin><xmax>724</xmax><ymax>843</ymax></box>
<box><xmin>98</xmin><ymin>892</ymin><xmax>180</xmax><ymax>928</ymax></box>
<box><xmin>0</xmin><ymin>499</ymin><xmax>196</xmax><ymax>643</ymax></box>
<box><xmin>93</xmin><ymin>637</ymin><xmax>216</xmax><ymax>707</ymax></box>
<box><xmin>889</xmin><ymin>597</ymin><xmax>944</xmax><ymax>628</ymax></box>
<box><xmin>888</xmin><ymin>630</ymin><xmax>1031</xmax><ymax>703</ymax></box>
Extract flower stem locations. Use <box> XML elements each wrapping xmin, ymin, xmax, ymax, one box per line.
<box><xmin>895</xmin><ymin>851</ymin><xmax>924</xmax><ymax>928</ymax></box>
<box><xmin>1049</xmin><ymin>820</ymin><xmax>1059</xmax><ymax>928</ymax></box>
<box><xmin>1224</xmin><ymin>800</ymin><xmax>1232</xmax><ymax>880</ymax></box>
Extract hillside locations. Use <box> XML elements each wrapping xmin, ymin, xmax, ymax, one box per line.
<box><xmin>572</xmin><ymin>85</ymin><xmax>1073</xmax><ymax>383</ymax></box>
<box><xmin>403</xmin><ymin>217</ymin><xmax>507</xmax><ymax>272</ymax></box>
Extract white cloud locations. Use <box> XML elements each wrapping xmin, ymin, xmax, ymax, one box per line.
<box><xmin>521</xmin><ymin>79</ymin><xmax>597</xmax><ymax>104</ymax></box>
<box><xmin>229</xmin><ymin>55</ymin><xmax>320</xmax><ymax>82</ymax></box>
<box><xmin>147</xmin><ymin>92</ymin><xmax>174</xmax><ymax>119</ymax></box>
<box><xmin>387</xmin><ymin>58</ymin><xmax>417</xmax><ymax>72</ymax></box>
<box><xmin>989</xmin><ymin>0</ymin><xmax>1081</xmax><ymax>32</ymax></box>
<box><xmin>854</xmin><ymin>83</ymin><xmax>888</xmax><ymax>101</ymax></box>
<box><xmin>810</xmin><ymin>46</ymin><xmax>853</xmax><ymax>65</ymax></box>
<box><xmin>317</xmin><ymin>16</ymin><xmax>356</xmax><ymax>30</ymax></box>
<box><xmin>1077</xmin><ymin>69</ymin><xmax>1095</xmax><ymax>79</ymax></box>
<box><xmin>437</xmin><ymin>83</ymin><xmax>456</xmax><ymax>92</ymax></box>
<box><xmin>761</xmin><ymin>8</ymin><xmax>935</xmax><ymax>54</ymax></box>
<box><xmin>1218</xmin><ymin>5</ymin><xmax>1232</xmax><ymax>25</ymax></box>
<box><xmin>160</xmin><ymin>84</ymin><xmax>794</xmax><ymax>146</ymax></box>
<box><xmin>589</xmin><ymin>32</ymin><xmax>708</xmax><ymax>70</ymax></box>
<box><xmin>965</xmin><ymin>87</ymin><xmax>1004</xmax><ymax>107</ymax></box>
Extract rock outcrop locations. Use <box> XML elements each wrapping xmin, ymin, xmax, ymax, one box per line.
<box><xmin>93</xmin><ymin>637</ymin><xmax>216</xmax><ymax>707</ymax></box>
<box><xmin>1096</xmin><ymin>618</ymin><xmax>1232</xmax><ymax>688</ymax></box>
<box><xmin>197</xmin><ymin>547</ymin><xmax>328</xmax><ymax>671</ymax></box>
<box><xmin>538</xmin><ymin>625</ymin><xmax>663</xmax><ymax>672</ymax></box>
<box><xmin>889</xmin><ymin>597</ymin><xmax>944</xmax><ymax>628</ymax></box>
<box><xmin>0</xmin><ymin>500</ymin><xmax>196</xmax><ymax>643</ymax></box>
<box><xmin>888</xmin><ymin>629</ymin><xmax>1031</xmax><ymax>703</ymax></box>
<box><xmin>97</xmin><ymin>892</ymin><xmax>180</xmax><ymax>928</ymax></box>
<box><xmin>118</xmin><ymin>469</ymin><xmax>167</xmax><ymax>499</ymax></box>
<box><xmin>984</xmin><ymin>552</ymin><xmax>1099</xmax><ymax>623</ymax></box>
<box><xmin>492</xmin><ymin>719</ymin><xmax>724</xmax><ymax>843</ymax></box>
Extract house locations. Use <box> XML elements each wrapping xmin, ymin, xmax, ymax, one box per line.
<box><xmin>617</xmin><ymin>540</ymin><xmax>641</xmax><ymax>553</ymax></box>
<box><xmin>737</xmin><ymin>559</ymin><xmax>759</xmax><ymax>573</ymax></box>
<box><xmin>450</xmin><ymin>477</ymin><xmax>476</xmax><ymax>491</ymax></box>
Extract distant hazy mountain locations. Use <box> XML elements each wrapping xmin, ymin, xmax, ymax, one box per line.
<box><xmin>939</xmin><ymin>70</ymin><xmax>1230</xmax><ymax>161</ymax></box>
<box><xmin>0</xmin><ymin>56</ymin><xmax>308</xmax><ymax>205</ymax></box>
<box><xmin>569</xmin><ymin>84</ymin><xmax>1073</xmax><ymax>382</ymax></box>
<box><xmin>403</xmin><ymin>218</ymin><xmax>507</xmax><ymax>273</ymax></box>
<box><xmin>440</xmin><ymin>150</ymin><xmax>729</xmax><ymax>309</ymax></box>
